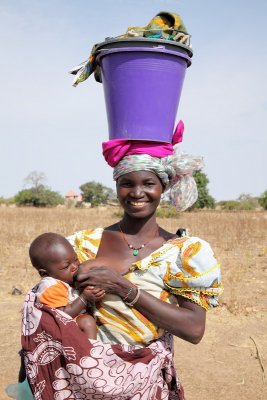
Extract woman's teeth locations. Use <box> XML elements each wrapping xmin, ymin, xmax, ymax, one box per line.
<box><xmin>129</xmin><ymin>202</ymin><xmax>146</xmax><ymax>207</ymax></box>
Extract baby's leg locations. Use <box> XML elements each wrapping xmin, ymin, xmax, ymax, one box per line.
<box><xmin>18</xmin><ymin>350</ymin><xmax>26</xmax><ymax>382</ymax></box>
<box><xmin>76</xmin><ymin>314</ymin><xmax>97</xmax><ymax>339</ymax></box>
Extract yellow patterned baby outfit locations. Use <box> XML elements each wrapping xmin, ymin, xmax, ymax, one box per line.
<box><xmin>68</xmin><ymin>228</ymin><xmax>222</xmax><ymax>348</ymax></box>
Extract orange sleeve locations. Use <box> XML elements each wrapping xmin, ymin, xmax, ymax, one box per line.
<box><xmin>39</xmin><ymin>281</ymin><xmax>69</xmax><ymax>308</ymax></box>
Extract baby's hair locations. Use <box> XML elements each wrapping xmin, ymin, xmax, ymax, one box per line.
<box><xmin>29</xmin><ymin>232</ymin><xmax>69</xmax><ymax>271</ymax></box>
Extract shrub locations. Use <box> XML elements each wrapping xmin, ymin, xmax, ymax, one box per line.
<box><xmin>190</xmin><ymin>171</ymin><xmax>215</xmax><ymax>209</ymax></box>
<box><xmin>156</xmin><ymin>206</ymin><xmax>180</xmax><ymax>219</ymax></box>
<box><xmin>217</xmin><ymin>200</ymin><xmax>240</xmax><ymax>211</ymax></box>
<box><xmin>0</xmin><ymin>197</ymin><xmax>15</xmax><ymax>205</ymax></box>
<box><xmin>113</xmin><ymin>208</ymin><xmax>124</xmax><ymax>218</ymax></box>
<box><xmin>217</xmin><ymin>197</ymin><xmax>259</xmax><ymax>211</ymax></box>
<box><xmin>80</xmin><ymin>181</ymin><xmax>116</xmax><ymax>207</ymax></box>
<box><xmin>259</xmin><ymin>191</ymin><xmax>267</xmax><ymax>210</ymax></box>
<box><xmin>15</xmin><ymin>186</ymin><xmax>64</xmax><ymax>207</ymax></box>
<box><xmin>237</xmin><ymin>194</ymin><xmax>259</xmax><ymax>210</ymax></box>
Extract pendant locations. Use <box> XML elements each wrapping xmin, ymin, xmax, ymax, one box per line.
<box><xmin>133</xmin><ymin>249</ymin><xmax>139</xmax><ymax>256</ymax></box>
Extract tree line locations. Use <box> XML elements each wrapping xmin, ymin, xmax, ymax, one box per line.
<box><xmin>1</xmin><ymin>170</ymin><xmax>267</xmax><ymax>210</ymax></box>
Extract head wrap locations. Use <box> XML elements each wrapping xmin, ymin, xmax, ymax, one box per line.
<box><xmin>113</xmin><ymin>146</ymin><xmax>203</xmax><ymax>211</ymax></box>
<box><xmin>102</xmin><ymin>121</ymin><xmax>184</xmax><ymax>167</ymax></box>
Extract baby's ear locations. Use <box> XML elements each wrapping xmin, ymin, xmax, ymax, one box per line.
<box><xmin>38</xmin><ymin>268</ymin><xmax>49</xmax><ymax>278</ymax></box>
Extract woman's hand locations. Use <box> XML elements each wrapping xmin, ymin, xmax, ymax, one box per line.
<box><xmin>75</xmin><ymin>262</ymin><xmax>133</xmax><ymax>297</ymax></box>
<box><xmin>76</xmin><ymin>262</ymin><xmax>206</xmax><ymax>344</ymax></box>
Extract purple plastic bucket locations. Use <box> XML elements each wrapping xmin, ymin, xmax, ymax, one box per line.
<box><xmin>96</xmin><ymin>43</ymin><xmax>192</xmax><ymax>143</ymax></box>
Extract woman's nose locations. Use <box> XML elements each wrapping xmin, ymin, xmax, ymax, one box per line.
<box><xmin>130</xmin><ymin>186</ymin><xmax>144</xmax><ymax>198</ymax></box>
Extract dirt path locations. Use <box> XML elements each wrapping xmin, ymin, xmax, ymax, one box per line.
<box><xmin>176</xmin><ymin>308</ymin><xmax>266</xmax><ymax>400</ymax></box>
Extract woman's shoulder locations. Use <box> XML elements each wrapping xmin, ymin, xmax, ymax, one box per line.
<box><xmin>174</xmin><ymin>234</ymin><xmax>216</xmax><ymax>260</ymax></box>
<box><xmin>67</xmin><ymin>227</ymin><xmax>103</xmax><ymax>241</ymax></box>
<box><xmin>132</xmin><ymin>235</ymin><xmax>214</xmax><ymax>272</ymax></box>
<box><xmin>168</xmin><ymin>235</ymin><xmax>214</xmax><ymax>252</ymax></box>
<box><xmin>67</xmin><ymin>227</ymin><xmax>104</xmax><ymax>261</ymax></box>
<box><xmin>164</xmin><ymin>235</ymin><xmax>222</xmax><ymax>309</ymax></box>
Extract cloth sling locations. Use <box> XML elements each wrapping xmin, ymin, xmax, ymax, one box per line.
<box><xmin>21</xmin><ymin>287</ymin><xmax>185</xmax><ymax>399</ymax></box>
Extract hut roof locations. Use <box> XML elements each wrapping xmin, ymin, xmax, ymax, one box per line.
<box><xmin>65</xmin><ymin>190</ymin><xmax>79</xmax><ymax>198</ymax></box>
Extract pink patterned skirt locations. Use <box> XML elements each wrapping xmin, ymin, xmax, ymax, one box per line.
<box><xmin>22</xmin><ymin>289</ymin><xmax>185</xmax><ymax>400</ymax></box>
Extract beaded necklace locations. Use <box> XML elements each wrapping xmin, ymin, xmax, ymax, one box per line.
<box><xmin>118</xmin><ymin>222</ymin><xmax>159</xmax><ymax>256</ymax></box>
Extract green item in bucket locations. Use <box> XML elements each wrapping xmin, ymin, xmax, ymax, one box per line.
<box><xmin>69</xmin><ymin>11</ymin><xmax>190</xmax><ymax>87</ymax></box>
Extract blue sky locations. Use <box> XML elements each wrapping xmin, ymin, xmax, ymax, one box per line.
<box><xmin>1</xmin><ymin>0</ymin><xmax>266</xmax><ymax>200</ymax></box>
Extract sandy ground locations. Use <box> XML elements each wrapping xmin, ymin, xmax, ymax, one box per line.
<box><xmin>0</xmin><ymin>208</ymin><xmax>266</xmax><ymax>399</ymax></box>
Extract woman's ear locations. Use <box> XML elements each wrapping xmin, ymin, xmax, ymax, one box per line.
<box><xmin>38</xmin><ymin>269</ymin><xmax>49</xmax><ymax>278</ymax></box>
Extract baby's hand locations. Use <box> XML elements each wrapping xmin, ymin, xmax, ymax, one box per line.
<box><xmin>81</xmin><ymin>286</ymin><xmax>106</xmax><ymax>303</ymax></box>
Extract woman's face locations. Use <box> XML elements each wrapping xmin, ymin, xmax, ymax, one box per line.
<box><xmin>116</xmin><ymin>170</ymin><xmax>163</xmax><ymax>218</ymax></box>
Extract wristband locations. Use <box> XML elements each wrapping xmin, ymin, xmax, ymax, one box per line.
<box><xmin>79</xmin><ymin>295</ymin><xmax>87</xmax><ymax>306</ymax></box>
<box><xmin>125</xmin><ymin>287</ymin><xmax>141</xmax><ymax>307</ymax></box>
<box><xmin>122</xmin><ymin>286</ymin><xmax>136</xmax><ymax>302</ymax></box>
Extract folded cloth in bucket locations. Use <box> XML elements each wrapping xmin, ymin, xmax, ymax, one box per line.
<box><xmin>120</xmin><ymin>11</ymin><xmax>189</xmax><ymax>41</ymax></box>
<box><xmin>69</xmin><ymin>11</ymin><xmax>190</xmax><ymax>87</ymax></box>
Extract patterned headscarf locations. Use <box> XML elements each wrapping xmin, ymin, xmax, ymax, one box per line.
<box><xmin>113</xmin><ymin>146</ymin><xmax>203</xmax><ymax>211</ymax></box>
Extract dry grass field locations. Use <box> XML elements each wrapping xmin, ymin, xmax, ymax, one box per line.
<box><xmin>0</xmin><ymin>207</ymin><xmax>266</xmax><ymax>399</ymax></box>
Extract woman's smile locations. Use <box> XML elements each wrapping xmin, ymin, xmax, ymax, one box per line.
<box><xmin>116</xmin><ymin>170</ymin><xmax>163</xmax><ymax>217</ymax></box>
<box><xmin>127</xmin><ymin>200</ymin><xmax>148</xmax><ymax>208</ymax></box>
<box><xmin>125</xmin><ymin>199</ymin><xmax>150</xmax><ymax>214</ymax></box>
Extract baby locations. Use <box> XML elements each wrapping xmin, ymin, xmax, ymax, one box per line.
<box><xmin>29</xmin><ymin>232</ymin><xmax>105</xmax><ymax>339</ymax></box>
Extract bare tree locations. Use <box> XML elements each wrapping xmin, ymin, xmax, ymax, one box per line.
<box><xmin>24</xmin><ymin>171</ymin><xmax>47</xmax><ymax>190</ymax></box>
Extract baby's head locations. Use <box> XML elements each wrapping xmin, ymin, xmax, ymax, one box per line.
<box><xmin>29</xmin><ymin>232</ymin><xmax>80</xmax><ymax>285</ymax></box>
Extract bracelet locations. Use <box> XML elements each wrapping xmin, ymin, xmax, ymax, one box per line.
<box><xmin>79</xmin><ymin>295</ymin><xmax>87</xmax><ymax>306</ymax></box>
<box><xmin>122</xmin><ymin>286</ymin><xmax>136</xmax><ymax>302</ymax></box>
<box><xmin>125</xmin><ymin>287</ymin><xmax>141</xmax><ymax>307</ymax></box>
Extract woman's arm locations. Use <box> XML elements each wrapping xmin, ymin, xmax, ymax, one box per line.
<box><xmin>129</xmin><ymin>290</ymin><xmax>206</xmax><ymax>344</ymax></box>
<box><xmin>76</xmin><ymin>265</ymin><xmax>206</xmax><ymax>344</ymax></box>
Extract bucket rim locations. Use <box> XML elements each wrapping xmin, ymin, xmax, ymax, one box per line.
<box><xmin>95</xmin><ymin>37</ymin><xmax>193</xmax><ymax>58</ymax></box>
<box><xmin>106</xmin><ymin>137</ymin><xmax>173</xmax><ymax>143</ymax></box>
<box><xmin>96</xmin><ymin>46</ymin><xmax>192</xmax><ymax>67</ymax></box>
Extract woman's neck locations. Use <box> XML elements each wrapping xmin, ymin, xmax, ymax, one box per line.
<box><xmin>120</xmin><ymin>213</ymin><xmax>158</xmax><ymax>235</ymax></box>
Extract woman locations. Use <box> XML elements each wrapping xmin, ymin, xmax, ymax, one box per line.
<box><xmin>19</xmin><ymin>150</ymin><xmax>222</xmax><ymax>400</ymax></box>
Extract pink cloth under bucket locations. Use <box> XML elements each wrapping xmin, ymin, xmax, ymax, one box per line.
<box><xmin>103</xmin><ymin>121</ymin><xmax>184</xmax><ymax>167</ymax></box>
